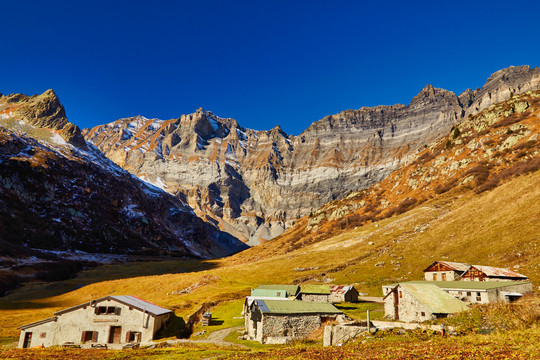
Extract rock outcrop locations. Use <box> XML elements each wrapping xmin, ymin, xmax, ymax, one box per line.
<box><xmin>83</xmin><ymin>65</ymin><xmax>540</xmax><ymax>245</ymax></box>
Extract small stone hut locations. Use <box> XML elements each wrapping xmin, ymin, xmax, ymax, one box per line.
<box><xmin>329</xmin><ymin>285</ymin><xmax>359</xmax><ymax>303</ymax></box>
<box><xmin>18</xmin><ymin>295</ymin><xmax>171</xmax><ymax>349</ymax></box>
<box><xmin>298</xmin><ymin>285</ymin><xmax>330</xmax><ymax>302</ymax></box>
<box><xmin>461</xmin><ymin>265</ymin><xmax>529</xmax><ymax>282</ymax></box>
<box><xmin>423</xmin><ymin>261</ymin><xmax>471</xmax><ymax>281</ymax></box>
<box><xmin>245</xmin><ymin>299</ymin><xmax>346</xmax><ymax>344</ymax></box>
<box><xmin>384</xmin><ymin>283</ymin><xmax>468</xmax><ymax>322</ymax></box>
<box><xmin>255</xmin><ymin>285</ymin><xmax>299</xmax><ymax>298</ymax></box>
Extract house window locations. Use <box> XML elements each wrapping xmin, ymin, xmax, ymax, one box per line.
<box><xmin>40</xmin><ymin>332</ymin><xmax>47</xmax><ymax>339</ymax></box>
<box><xmin>476</xmin><ymin>297</ymin><xmax>482</xmax><ymax>302</ymax></box>
<box><xmin>433</xmin><ymin>274</ymin><xmax>438</xmax><ymax>281</ymax></box>
<box><xmin>421</xmin><ymin>312</ymin><xmax>425</xmax><ymax>316</ymax></box>
<box><xmin>476</xmin><ymin>292</ymin><xmax>481</xmax><ymax>297</ymax></box>
<box><xmin>442</xmin><ymin>273</ymin><xmax>447</xmax><ymax>281</ymax></box>
<box><xmin>399</xmin><ymin>291</ymin><xmax>402</xmax><ymax>298</ymax></box>
<box><xmin>95</xmin><ymin>306</ymin><xmax>121</xmax><ymax>315</ymax></box>
<box><xmin>467</xmin><ymin>292</ymin><xmax>471</xmax><ymax>296</ymax></box>
<box><xmin>276</xmin><ymin>292</ymin><xmax>281</xmax><ymax>296</ymax></box>
<box><xmin>81</xmin><ymin>331</ymin><xmax>98</xmax><ymax>343</ymax></box>
<box><xmin>126</xmin><ymin>331</ymin><xmax>141</xmax><ymax>343</ymax></box>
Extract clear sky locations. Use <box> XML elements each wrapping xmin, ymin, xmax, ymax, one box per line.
<box><xmin>2</xmin><ymin>1</ymin><xmax>540</xmax><ymax>135</ymax></box>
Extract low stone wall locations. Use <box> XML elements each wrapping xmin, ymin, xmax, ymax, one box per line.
<box><xmin>323</xmin><ymin>324</ymin><xmax>369</xmax><ymax>347</ymax></box>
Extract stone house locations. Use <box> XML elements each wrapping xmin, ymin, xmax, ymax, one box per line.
<box><xmin>298</xmin><ymin>285</ymin><xmax>330</xmax><ymax>302</ymax></box>
<box><xmin>383</xmin><ymin>283</ymin><xmax>468</xmax><ymax>322</ymax></box>
<box><xmin>329</xmin><ymin>285</ymin><xmax>359</xmax><ymax>303</ymax></box>
<box><xmin>423</xmin><ymin>261</ymin><xmax>471</xmax><ymax>281</ymax></box>
<box><xmin>245</xmin><ymin>299</ymin><xmax>346</xmax><ymax>344</ymax></box>
<box><xmin>460</xmin><ymin>265</ymin><xmax>529</xmax><ymax>281</ymax></box>
<box><xmin>255</xmin><ymin>284</ymin><xmax>299</xmax><ymax>298</ymax></box>
<box><xmin>429</xmin><ymin>280</ymin><xmax>533</xmax><ymax>303</ymax></box>
<box><xmin>18</xmin><ymin>295</ymin><xmax>171</xmax><ymax>349</ymax></box>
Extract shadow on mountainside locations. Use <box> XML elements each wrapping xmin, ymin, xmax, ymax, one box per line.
<box><xmin>0</xmin><ymin>258</ymin><xmax>219</xmax><ymax>309</ymax></box>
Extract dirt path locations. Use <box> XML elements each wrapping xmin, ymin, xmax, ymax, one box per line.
<box><xmin>168</xmin><ymin>326</ymin><xmax>246</xmax><ymax>348</ymax></box>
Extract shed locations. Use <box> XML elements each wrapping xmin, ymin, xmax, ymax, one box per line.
<box><xmin>245</xmin><ymin>300</ymin><xmax>346</xmax><ymax>344</ymax></box>
<box><xmin>460</xmin><ymin>265</ymin><xmax>529</xmax><ymax>282</ymax></box>
<box><xmin>383</xmin><ymin>283</ymin><xmax>468</xmax><ymax>322</ymax></box>
<box><xmin>18</xmin><ymin>295</ymin><xmax>172</xmax><ymax>349</ymax></box>
<box><xmin>423</xmin><ymin>261</ymin><xmax>471</xmax><ymax>281</ymax></box>
<box><xmin>298</xmin><ymin>285</ymin><xmax>331</xmax><ymax>302</ymax></box>
<box><xmin>329</xmin><ymin>285</ymin><xmax>359</xmax><ymax>303</ymax></box>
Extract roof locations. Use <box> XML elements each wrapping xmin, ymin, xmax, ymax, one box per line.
<box><xmin>246</xmin><ymin>296</ymin><xmax>291</xmax><ymax>306</ymax></box>
<box><xmin>251</xmin><ymin>288</ymin><xmax>287</xmax><ymax>298</ymax></box>
<box><xmin>256</xmin><ymin>284</ymin><xmax>299</xmax><ymax>296</ymax></box>
<box><xmin>399</xmin><ymin>283</ymin><xmax>469</xmax><ymax>314</ymax></box>
<box><xmin>423</xmin><ymin>261</ymin><xmax>471</xmax><ymax>272</ymax></box>
<box><xmin>254</xmin><ymin>300</ymin><xmax>343</xmax><ymax>315</ymax></box>
<box><xmin>329</xmin><ymin>285</ymin><xmax>356</xmax><ymax>295</ymax></box>
<box><xmin>300</xmin><ymin>284</ymin><xmax>330</xmax><ymax>295</ymax></box>
<box><xmin>18</xmin><ymin>317</ymin><xmax>57</xmax><ymax>330</ymax></box>
<box><xmin>54</xmin><ymin>295</ymin><xmax>172</xmax><ymax>316</ymax></box>
<box><xmin>467</xmin><ymin>265</ymin><xmax>528</xmax><ymax>279</ymax></box>
<box><xmin>384</xmin><ymin>280</ymin><xmax>532</xmax><ymax>291</ymax></box>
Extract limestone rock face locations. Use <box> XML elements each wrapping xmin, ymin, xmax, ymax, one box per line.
<box><xmin>83</xmin><ymin>65</ymin><xmax>540</xmax><ymax>245</ymax></box>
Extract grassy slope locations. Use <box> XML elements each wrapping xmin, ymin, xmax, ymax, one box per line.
<box><xmin>1</xmin><ymin>169</ymin><xmax>538</xmax><ymax>343</ymax></box>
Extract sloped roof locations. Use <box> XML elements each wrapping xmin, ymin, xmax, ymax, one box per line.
<box><xmin>54</xmin><ymin>295</ymin><xmax>171</xmax><ymax>316</ymax></box>
<box><xmin>257</xmin><ymin>284</ymin><xmax>299</xmax><ymax>297</ymax></box>
<box><xmin>246</xmin><ymin>296</ymin><xmax>290</xmax><ymax>307</ymax></box>
<box><xmin>468</xmin><ymin>265</ymin><xmax>528</xmax><ymax>279</ymax></box>
<box><xmin>400</xmin><ymin>283</ymin><xmax>468</xmax><ymax>314</ymax></box>
<box><xmin>329</xmin><ymin>285</ymin><xmax>356</xmax><ymax>295</ymax></box>
<box><xmin>255</xmin><ymin>300</ymin><xmax>342</xmax><ymax>315</ymax></box>
<box><xmin>18</xmin><ymin>317</ymin><xmax>57</xmax><ymax>330</ymax></box>
<box><xmin>385</xmin><ymin>280</ymin><xmax>532</xmax><ymax>290</ymax></box>
<box><xmin>251</xmin><ymin>288</ymin><xmax>287</xmax><ymax>298</ymax></box>
<box><xmin>300</xmin><ymin>284</ymin><xmax>330</xmax><ymax>295</ymax></box>
<box><xmin>423</xmin><ymin>261</ymin><xmax>471</xmax><ymax>272</ymax></box>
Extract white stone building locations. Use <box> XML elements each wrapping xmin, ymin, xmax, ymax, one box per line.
<box><xmin>245</xmin><ymin>299</ymin><xmax>346</xmax><ymax>344</ymax></box>
<box><xmin>383</xmin><ymin>283</ymin><xmax>469</xmax><ymax>322</ymax></box>
<box><xmin>18</xmin><ymin>295</ymin><xmax>171</xmax><ymax>349</ymax></box>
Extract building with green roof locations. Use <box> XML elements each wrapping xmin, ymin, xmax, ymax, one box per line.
<box><xmin>383</xmin><ymin>283</ymin><xmax>469</xmax><ymax>322</ymax></box>
<box><xmin>245</xmin><ymin>299</ymin><xmax>346</xmax><ymax>344</ymax></box>
<box><xmin>298</xmin><ymin>284</ymin><xmax>331</xmax><ymax>302</ymax></box>
<box><xmin>256</xmin><ymin>285</ymin><xmax>299</xmax><ymax>298</ymax></box>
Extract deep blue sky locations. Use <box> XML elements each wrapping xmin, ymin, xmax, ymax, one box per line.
<box><xmin>1</xmin><ymin>1</ymin><xmax>540</xmax><ymax>135</ymax></box>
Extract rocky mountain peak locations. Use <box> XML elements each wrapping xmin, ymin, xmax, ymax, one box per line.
<box><xmin>409</xmin><ymin>84</ymin><xmax>458</xmax><ymax>108</ymax></box>
<box><xmin>3</xmin><ymin>89</ymin><xmax>87</xmax><ymax>148</ymax></box>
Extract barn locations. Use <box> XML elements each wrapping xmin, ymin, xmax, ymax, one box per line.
<box><xmin>329</xmin><ymin>285</ymin><xmax>359</xmax><ymax>303</ymax></box>
<box><xmin>18</xmin><ymin>295</ymin><xmax>171</xmax><ymax>349</ymax></box>
<box><xmin>245</xmin><ymin>299</ymin><xmax>346</xmax><ymax>344</ymax></box>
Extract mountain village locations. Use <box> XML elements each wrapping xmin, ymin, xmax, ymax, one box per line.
<box><xmin>17</xmin><ymin>260</ymin><xmax>533</xmax><ymax>349</ymax></box>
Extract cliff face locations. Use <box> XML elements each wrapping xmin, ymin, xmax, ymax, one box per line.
<box><xmin>0</xmin><ymin>93</ymin><xmax>246</xmax><ymax>260</ymax></box>
<box><xmin>83</xmin><ymin>66</ymin><xmax>540</xmax><ymax>245</ymax></box>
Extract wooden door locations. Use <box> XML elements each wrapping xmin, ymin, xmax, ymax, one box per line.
<box><xmin>393</xmin><ymin>290</ymin><xmax>400</xmax><ymax>321</ymax></box>
<box><xmin>23</xmin><ymin>332</ymin><xmax>32</xmax><ymax>348</ymax></box>
<box><xmin>108</xmin><ymin>326</ymin><xmax>122</xmax><ymax>344</ymax></box>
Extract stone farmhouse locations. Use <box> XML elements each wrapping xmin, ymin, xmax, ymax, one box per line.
<box><xmin>383</xmin><ymin>261</ymin><xmax>533</xmax><ymax>322</ymax></box>
<box><xmin>245</xmin><ymin>299</ymin><xmax>346</xmax><ymax>344</ymax></box>
<box><xmin>18</xmin><ymin>295</ymin><xmax>171</xmax><ymax>349</ymax></box>
<box><xmin>461</xmin><ymin>265</ymin><xmax>529</xmax><ymax>281</ymax></box>
<box><xmin>298</xmin><ymin>285</ymin><xmax>331</xmax><ymax>302</ymax></box>
<box><xmin>329</xmin><ymin>285</ymin><xmax>359</xmax><ymax>303</ymax></box>
<box><xmin>383</xmin><ymin>283</ymin><xmax>469</xmax><ymax>322</ymax></box>
<box><xmin>383</xmin><ymin>280</ymin><xmax>533</xmax><ymax>305</ymax></box>
<box><xmin>423</xmin><ymin>261</ymin><xmax>471</xmax><ymax>281</ymax></box>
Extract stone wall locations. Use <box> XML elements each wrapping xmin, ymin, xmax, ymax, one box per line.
<box><xmin>301</xmin><ymin>294</ymin><xmax>329</xmax><ymax>302</ymax></box>
<box><xmin>261</xmin><ymin>314</ymin><xmax>322</xmax><ymax>343</ymax></box>
<box><xmin>323</xmin><ymin>324</ymin><xmax>368</xmax><ymax>346</ymax></box>
<box><xmin>424</xmin><ymin>271</ymin><xmax>461</xmax><ymax>281</ymax></box>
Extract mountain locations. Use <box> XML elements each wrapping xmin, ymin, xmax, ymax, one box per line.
<box><xmin>0</xmin><ymin>90</ymin><xmax>247</xmax><ymax>263</ymax></box>
<box><xmin>83</xmin><ymin>66</ymin><xmax>540</xmax><ymax>245</ymax></box>
<box><xmin>245</xmin><ymin>85</ymin><xmax>540</xmax><ymax>259</ymax></box>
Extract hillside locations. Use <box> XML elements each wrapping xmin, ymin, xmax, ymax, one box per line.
<box><xmin>83</xmin><ymin>65</ymin><xmax>540</xmax><ymax>245</ymax></box>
